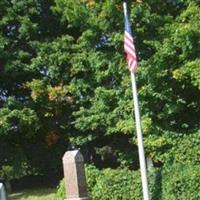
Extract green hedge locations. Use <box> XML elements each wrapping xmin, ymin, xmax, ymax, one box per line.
<box><xmin>91</xmin><ymin>168</ymin><xmax>144</xmax><ymax>200</ymax></box>
<box><xmin>162</xmin><ymin>164</ymin><xmax>200</xmax><ymax>200</ymax></box>
<box><xmin>54</xmin><ymin>164</ymin><xmax>200</xmax><ymax>200</ymax></box>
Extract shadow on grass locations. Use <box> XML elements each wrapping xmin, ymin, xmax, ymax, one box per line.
<box><xmin>9</xmin><ymin>187</ymin><xmax>56</xmax><ymax>200</ymax></box>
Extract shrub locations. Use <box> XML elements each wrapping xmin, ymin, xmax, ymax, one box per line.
<box><xmin>162</xmin><ymin>164</ymin><xmax>200</xmax><ymax>200</ymax></box>
<box><xmin>54</xmin><ymin>180</ymin><xmax>65</xmax><ymax>200</ymax></box>
<box><xmin>85</xmin><ymin>164</ymin><xmax>101</xmax><ymax>195</ymax></box>
<box><xmin>91</xmin><ymin>168</ymin><xmax>143</xmax><ymax>200</ymax></box>
<box><xmin>54</xmin><ymin>164</ymin><xmax>200</xmax><ymax>200</ymax></box>
<box><xmin>54</xmin><ymin>165</ymin><xmax>153</xmax><ymax>200</ymax></box>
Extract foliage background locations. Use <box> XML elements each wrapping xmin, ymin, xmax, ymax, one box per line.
<box><xmin>0</xmin><ymin>0</ymin><xmax>199</xmax><ymax>192</ymax></box>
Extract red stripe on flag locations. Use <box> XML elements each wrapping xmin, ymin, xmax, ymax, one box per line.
<box><xmin>124</xmin><ymin>31</ymin><xmax>138</xmax><ymax>72</ymax></box>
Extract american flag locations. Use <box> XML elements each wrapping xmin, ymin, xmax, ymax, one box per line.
<box><xmin>124</xmin><ymin>11</ymin><xmax>138</xmax><ymax>73</ymax></box>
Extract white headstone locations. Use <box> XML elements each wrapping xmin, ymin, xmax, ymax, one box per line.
<box><xmin>147</xmin><ymin>157</ymin><xmax>153</xmax><ymax>171</ymax></box>
<box><xmin>0</xmin><ymin>183</ymin><xmax>7</xmax><ymax>200</ymax></box>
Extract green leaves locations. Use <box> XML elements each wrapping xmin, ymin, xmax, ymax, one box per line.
<box><xmin>0</xmin><ymin>0</ymin><xmax>200</xmax><ymax>177</ymax></box>
<box><xmin>178</xmin><ymin>59</ymin><xmax>200</xmax><ymax>89</ymax></box>
<box><xmin>0</xmin><ymin>107</ymin><xmax>39</xmax><ymax>137</ymax></box>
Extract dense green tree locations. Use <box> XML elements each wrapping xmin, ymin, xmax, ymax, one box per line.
<box><xmin>0</xmin><ymin>0</ymin><xmax>199</xmax><ymax>178</ymax></box>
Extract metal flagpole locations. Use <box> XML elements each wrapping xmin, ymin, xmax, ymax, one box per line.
<box><xmin>131</xmin><ymin>72</ymin><xmax>149</xmax><ymax>200</ymax></box>
<box><xmin>123</xmin><ymin>2</ymin><xmax>150</xmax><ymax>200</ymax></box>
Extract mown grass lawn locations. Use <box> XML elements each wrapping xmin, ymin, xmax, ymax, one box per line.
<box><xmin>8</xmin><ymin>187</ymin><xmax>56</xmax><ymax>200</ymax></box>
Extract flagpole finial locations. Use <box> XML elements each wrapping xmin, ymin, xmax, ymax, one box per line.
<box><xmin>123</xmin><ymin>2</ymin><xmax>128</xmax><ymax>16</ymax></box>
